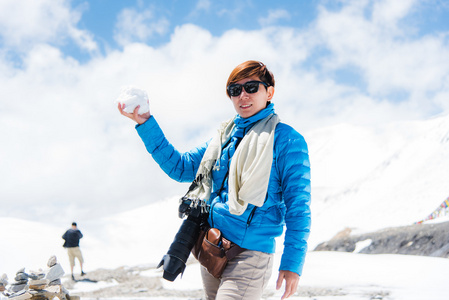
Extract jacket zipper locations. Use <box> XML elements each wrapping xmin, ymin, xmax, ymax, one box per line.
<box><xmin>246</xmin><ymin>206</ymin><xmax>257</xmax><ymax>227</ymax></box>
<box><xmin>247</xmin><ymin>193</ymin><xmax>268</xmax><ymax>227</ymax></box>
<box><xmin>210</xmin><ymin>202</ymin><xmax>217</xmax><ymax>228</ymax></box>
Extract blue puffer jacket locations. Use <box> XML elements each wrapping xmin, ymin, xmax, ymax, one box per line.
<box><xmin>136</xmin><ymin>107</ymin><xmax>311</xmax><ymax>275</ymax></box>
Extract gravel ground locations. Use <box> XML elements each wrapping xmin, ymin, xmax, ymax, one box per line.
<box><xmin>63</xmin><ymin>221</ymin><xmax>449</xmax><ymax>299</ymax></box>
<box><xmin>63</xmin><ymin>264</ymin><xmax>345</xmax><ymax>299</ymax></box>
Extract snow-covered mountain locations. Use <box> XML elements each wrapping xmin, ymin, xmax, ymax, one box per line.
<box><xmin>1</xmin><ymin>113</ymin><xmax>448</xmax><ymax>282</ymax></box>
<box><xmin>307</xmin><ymin>113</ymin><xmax>449</xmax><ymax>245</ymax></box>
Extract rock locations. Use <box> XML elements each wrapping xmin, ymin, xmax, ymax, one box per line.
<box><xmin>44</xmin><ymin>285</ymin><xmax>61</xmax><ymax>293</ymax></box>
<box><xmin>3</xmin><ymin>256</ymin><xmax>75</xmax><ymax>300</ymax></box>
<box><xmin>27</xmin><ymin>289</ymin><xmax>47</xmax><ymax>299</ymax></box>
<box><xmin>29</xmin><ymin>288</ymin><xmax>63</xmax><ymax>300</ymax></box>
<box><xmin>0</xmin><ymin>273</ymin><xmax>8</xmax><ymax>285</ymax></box>
<box><xmin>14</xmin><ymin>273</ymin><xmax>28</xmax><ymax>282</ymax></box>
<box><xmin>48</xmin><ymin>278</ymin><xmax>62</xmax><ymax>286</ymax></box>
<box><xmin>8</xmin><ymin>283</ymin><xmax>27</xmax><ymax>293</ymax></box>
<box><xmin>314</xmin><ymin>221</ymin><xmax>449</xmax><ymax>257</ymax></box>
<box><xmin>44</xmin><ymin>263</ymin><xmax>64</xmax><ymax>282</ymax></box>
<box><xmin>28</xmin><ymin>279</ymin><xmax>49</xmax><ymax>290</ymax></box>
<box><xmin>47</xmin><ymin>256</ymin><xmax>57</xmax><ymax>268</ymax></box>
<box><xmin>8</xmin><ymin>269</ymin><xmax>29</xmax><ymax>294</ymax></box>
<box><xmin>0</xmin><ymin>274</ymin><xmax>7</xmax><ymax>292</ymax></box>
<box><xmin>7</xmin><ymin>290</ymin><xmax>32</xmax><ymax>300</ymax></box>
<box><xmin>26</xmin><ymin>271</ymin><xmax>44</xmax><ymax>281</ymax></box>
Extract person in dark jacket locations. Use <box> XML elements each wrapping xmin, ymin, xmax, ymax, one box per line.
<box><xmin>62</xmin><ymin>222</ymin><xmax>86</xmax><ymax>280</ymax></box>
<box><xmin>118</xmin><ymin>60</ymin><xmax>311</xmax><ymax>300</ymax></box>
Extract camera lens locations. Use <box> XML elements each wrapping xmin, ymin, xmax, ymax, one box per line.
<box><xmin>157</xmin><ymin>216</ymin><xmax>201</xmax><ymax>281</ymax></box>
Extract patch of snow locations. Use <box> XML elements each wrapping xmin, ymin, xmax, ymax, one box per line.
<box><xmin>160</xmin><ymin>263</ymin><xmax>203</xmax><ymax>291</ymax></box>
<box><xmin>353</xmin><ymin>239</ymin><xmax>372</xmax><ymax>253</ymax></box>
<box><xmin>68</xmin><ymin>278</ymin><xmax>119</xmax><ymax>293</ymax></box>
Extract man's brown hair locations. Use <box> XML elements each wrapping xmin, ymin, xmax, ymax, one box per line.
<box><xmin>226</xmin><ymin>60</ymin><xmax>275</xmax><ymax>98</ymax></box>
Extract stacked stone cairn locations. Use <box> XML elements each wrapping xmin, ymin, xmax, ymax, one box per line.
<box><xmin>1</xmin><ymin>256</ymin><xmax>79</xmax><ymax>300</ymax></box>
<box><xmin>0</xmin><ymin>274</ymin><xmax>8</xmax><ymax>293</ymax></box>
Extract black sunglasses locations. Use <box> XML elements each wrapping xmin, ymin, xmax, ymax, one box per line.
<box><xmin>227</xmin><ymin>81</ymin><xmax>269</xmax><ymax>97</ymax></box>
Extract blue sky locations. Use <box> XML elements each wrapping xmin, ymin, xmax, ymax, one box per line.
<box><xmin>32</xmin><ymin>1</ymin><xmax>449</xmax><ymax>63</ymax></box>
<box><xmin>1</xmin><ymin>0</ymin><xmax>449</xmax><ymax>223</ymax></box>
<box><xmin>65</xmin><ymin>0</ymin><xmax>319</xmax><ymax>60</ymax></box>
<box><xmin>54</xmin><ymin>0</ymin><xmax>449</xmax><ymax>104</ymax></box>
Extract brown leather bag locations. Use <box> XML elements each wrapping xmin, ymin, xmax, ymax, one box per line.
<box><xmin>192</xmin><ymin>227</ymin><xmax>245</xmax><ymax>278</ymax></box>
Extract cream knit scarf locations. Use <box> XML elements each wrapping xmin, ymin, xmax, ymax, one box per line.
<box><xmin>185</xmin><ymin>113</ymin><xmax>280</xmax><ymax>216</ymax></box>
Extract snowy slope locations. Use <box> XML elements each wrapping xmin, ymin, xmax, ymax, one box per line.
<box><xmin>3</xmin><ymin>216</ymin><xmax>449</xmax><ymax>300</ymax></box>
<box><xmin>0</xmin><ymin>199</ymin><xmax>184</xmax><ymax>278</ymax></box>
<box><xmin>307</xmin><ymin>113</ymin><xmax>449</xmax><ymax>245</ymax></box>
<box><xmin>1</xmin><ymin>113</ymin><xmax>449</xmax><ymax>297</ymax></box>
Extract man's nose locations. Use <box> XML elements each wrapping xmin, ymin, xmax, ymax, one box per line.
<box><xmin>240</xmin><ymin>88</ymin><xmax>249</xmax><ymax>98</ymax></box>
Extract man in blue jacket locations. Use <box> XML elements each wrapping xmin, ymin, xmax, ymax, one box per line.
<box><xmin>62</xmin><ymin>222</ymin><xmax>86</xmax><ymax>280</ymax></box>
<box><xmin>119</xmin><ymin>60</ymin><xmax>311</xmax><ymax>300</ymax></box>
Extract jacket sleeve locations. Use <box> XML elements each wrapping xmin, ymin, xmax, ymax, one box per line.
<box><xmin>276</xmin><ymin>127</ymin><xmax>311</xmax><ymax>276</ymax></box>
<box><xmin>136</xmin><ymin>116</ymin><xmax>207</xmax><ymax>183</ymax></box>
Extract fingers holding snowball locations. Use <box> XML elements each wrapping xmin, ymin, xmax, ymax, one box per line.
<box><xmin>117</xmin><ymin>86</ymin><xmax>151</xmax><ymax>124</ymax></box>
<box><xmin>117</xmin><ymin>103</ymin><xmax>130</xmax><ymax>116</ymax></box>
<box><xmin>132</xmin><ymin>106</ymin><xmax>150</xmax><ymax>124</ymax></box>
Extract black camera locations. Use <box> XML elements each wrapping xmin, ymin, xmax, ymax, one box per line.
<box><xmin>157</xmin><ymin>197</ymin><xmax>209</xmax><ymax>281</ymax></box>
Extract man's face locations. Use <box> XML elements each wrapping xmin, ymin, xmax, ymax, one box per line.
<box><xmin>229</xmin><ymin>76</ymin><xmax>274</xmax><ymax>118</ymax></box>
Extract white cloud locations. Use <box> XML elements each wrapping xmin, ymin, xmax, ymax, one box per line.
<box><xmin>372</xmin><ymin>0</ymin><xmax>418</xmax><ymax>28</ymax></box>
<box><xmin>195</xmin><ymin>0</ymin><xmax>211</xmax><ymax>11</ymax></box>
<box><xmin>258</xmin><ymin>9</ymin><xmax>291</xmax><ymax>27</ymax></box>
<box><xmin>113</xmin><ymin>7</ymin><xmax>170</xmax><ymax>47</ymax></box>
<box><xmin>0</xmin><ymin>0</ymin><xmax>97</xmax><ymax>53</ymax></box>
<box><xmin>313</xmin><ymin>0</ymin><xmax>449</xmax><ymax>115</ymax></box>
<box><xmin>187</xmin><ymin>0</ymin><xmax>212</xmax><ymax>19</ymax></box>
<box><xmin>0</xmin><ymin>1</ymin><xmax>448</xmax><ymax>224</ymax></box>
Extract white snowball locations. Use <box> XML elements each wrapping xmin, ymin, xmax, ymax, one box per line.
<box><xmin>116</xmin><ymin>86</ymin><xmax>150</xmax><ymax>114</ymax></box>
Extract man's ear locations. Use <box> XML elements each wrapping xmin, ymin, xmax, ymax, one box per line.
<box><xmin>267</xmin><ymin>86</ymin><xmax>275</xmax><ymax>101</ymax></box>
